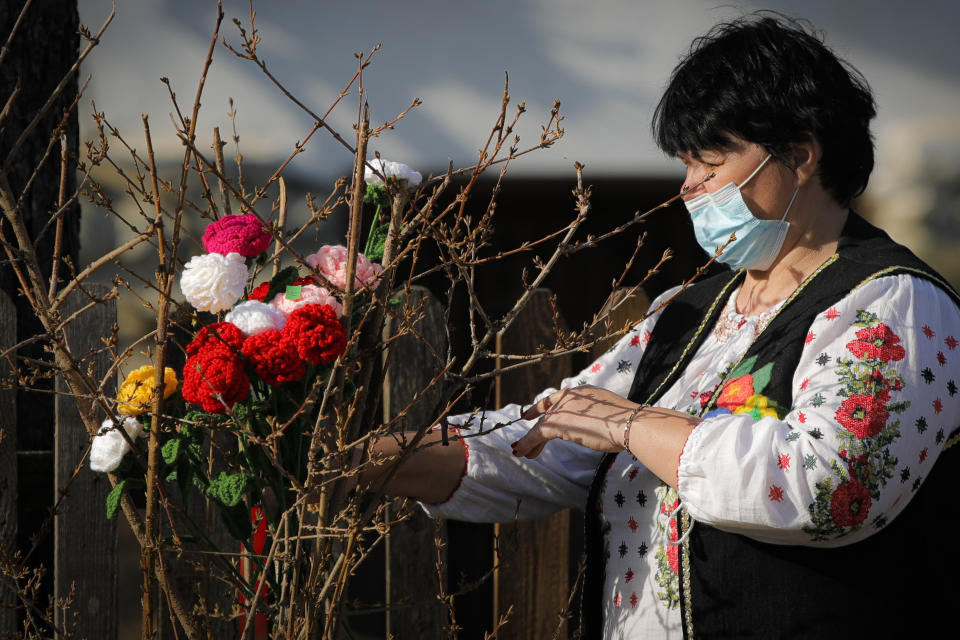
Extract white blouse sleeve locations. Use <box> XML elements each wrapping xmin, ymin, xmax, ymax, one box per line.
<box><xmin>677</xmin><ymin>274</ymin><xmax>960</xmax><ymax>546</ymax></box>
<box><xmin>422</xmin><ymin>287</ymin><xmax>680</xmax><ymax>522</ymax></box>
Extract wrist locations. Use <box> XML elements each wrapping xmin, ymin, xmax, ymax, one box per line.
<box><xmin>622</xmin><ymin>404</ymin><xmax>647</xmax><ymax>451</ymax></box>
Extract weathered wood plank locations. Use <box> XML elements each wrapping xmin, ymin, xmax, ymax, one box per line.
<box><xmin>0</xmin><ymin>290</ymin><xmax>17</xmax><ymax>635</ymax></box>
<box><xmin>54</xmin><ymin>285</ymin><xmax>118</xmax><ymax>639</ymax></box>
<box><xmin>494</xmin><ymin>288</ymin><xmax>573</xmax><ymax>640</ymax></box>
<box><xmin>382</xmin><ymin>285</ymin><xmax>448</xmax><ymax>639</ymax></box>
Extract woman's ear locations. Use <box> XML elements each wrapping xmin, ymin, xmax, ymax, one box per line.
<box><xmin>788</xmin><ymin>135</ymin><xmax>821</xmax><ymax>188</ymax></box>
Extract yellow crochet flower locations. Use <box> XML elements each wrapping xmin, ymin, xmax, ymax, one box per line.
<box><xmin>117</xmin><ymin>366</ymin><xmax>179</xmax><ymax>415</ymax></box>
<box><xmin>733</xmin><ymin>394</ymin><xmax>779</xmax><ymax>421</ymax></box>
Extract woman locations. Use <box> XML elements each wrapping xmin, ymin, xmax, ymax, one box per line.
<box><xmin>362</xmin><ymin>15</ymin><xmax>960</xmax><ymax>638</ymax></box>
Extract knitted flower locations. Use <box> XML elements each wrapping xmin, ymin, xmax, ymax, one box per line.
<box><xmin>180</xmin><ymin>252</ymin><xmax>248</xmax><ymax>313</ymax></box>
<box><xmin>270</xmin><ymin>284</ymin><xmax>342</xmax><ymax>317</ymax></box>
<box><xmin>242</xmin><ymin>330</ymin><xmax>306</xmax><ymax>386</ymax></box>
<box><xmin>225</xmin><ymin>300</ymin><xmax>287</xmax><ymax>336</ymax></box>
<box><xmin>282</xmin><ymin>304</ymin><xmax>347</xmax><ymax>365</ymax></box>
<box><xmin>90</xmin><ymin>416</ymin><xmax>144</xmax><ymax>473</ymax></box>
<box><xmin>185</xmin><ymin>322</ymin><xmax>246</xmax><ymax>357</ymax></box>
<box><xmin>182</xmin><ymin>346</ymin><xmax>250</xmax><ymax>414</ymax></box>
<box><xmin>202</xmin><ymin>214</ymin><xmax>272</xmax><ymax>257</ymax></box>
<box><xmin>116</xmin><ymin>365</ymin><xmax>179</xmax><ymax>416</ymax></box>
<box><xmin>364</xmin><ymin>158</ymin><xmax>422</xmax><ymax>188</ymax></box>
<box><xmin>248</xmin><ymin>281</ymin><xmax>271</xmax><ymax>302</ymax></box>
<box><xmin>305</xmin><ymin>245</ymin><xmax>383</xmax><ymax>291</ymax></box>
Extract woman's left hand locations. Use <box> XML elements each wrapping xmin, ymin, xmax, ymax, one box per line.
<box><xmin>513</xmin><ymin>385</ymin><xmax>638</xmax><ymax>459</ymax></box>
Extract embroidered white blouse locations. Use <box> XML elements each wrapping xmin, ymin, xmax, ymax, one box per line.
<box><xmin>422</xmin><ymin>274</ymin><xmax>960</xmax><ymax>638</ymax></box>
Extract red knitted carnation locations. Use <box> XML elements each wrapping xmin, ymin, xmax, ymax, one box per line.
<box><xmin>185</xmin><ymin>322</ymin><xmax>245</xmax><ymax>357</ymax></box>
<box><xmin>248</xmin><ymin>282</ymin><xmax>271</xmax><ymax>302</ymax></box>
<box><xmin>182</xmin><ymin>346</ymin><xmax>250</xmax><ymax>413</ymax></box>
<box><xmin>282</xmin><ymin>304</ymin><xmax>346</xmax><ymax>365</ymax></box>
<box><xmin>242</xmin><ymin>330</ymin><xmax>306</xmax><ymax>386</ymax></box>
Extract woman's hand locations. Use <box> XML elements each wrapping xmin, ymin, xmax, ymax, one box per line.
<box><xmin>512</xmin><ymin>385</ymin><xmax>638</xmax><ymax>459</ymax></box>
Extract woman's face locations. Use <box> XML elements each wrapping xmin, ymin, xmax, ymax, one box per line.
<box><xmin>678</xmin><ymin>138</ymin><xmax>798</xmax><ymax>222</ymax></box>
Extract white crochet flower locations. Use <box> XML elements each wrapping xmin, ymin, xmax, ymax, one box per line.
<box><xmin>180</xmin><ymin>252</ymin><xmax>248</xmax><ymax>313</ymax></box>
<box><xmin>225</xmin><ymin>300</ymin><xmax>286</xmax><ymax>336</ymax></box>
<box><xmin>365</xmin><ymin>158</ymin><xmax>422</xmax><ymax>188</ymax></box>
<box><xmin>90</xmin><ymin>416</ymin><xmax>144</xmax><ymax>473</ymax></box>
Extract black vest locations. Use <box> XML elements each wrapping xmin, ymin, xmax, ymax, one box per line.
<box><xmin>582</xmin><ymin>213</ymin><xmax>960</xmax><ymax>638</ymax></box>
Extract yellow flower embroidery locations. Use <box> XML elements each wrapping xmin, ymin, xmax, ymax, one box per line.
<box><xmin>733</xmin><ymin>394</ymin><xmax>779</xmax><ymax>420</ymax></box>
<box><xmin>117</xmin><ymin>366</ymin><xmax>179</xmax><ymax>415</ymax></box>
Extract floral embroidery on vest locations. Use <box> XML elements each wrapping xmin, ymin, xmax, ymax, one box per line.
<box><xmin>703</xmin><ymin>355</ymin><xmax>787</xmax><ymax>420</ymax></box>
<box><xmin>803</xmin><ymin>310</ymin><xmax>909</xmax><ymax>540</ymax></box>
<box><xmin>653</xmin><ymin>485</ymin><xmax>681</xmax><ymax>610</ymax></box>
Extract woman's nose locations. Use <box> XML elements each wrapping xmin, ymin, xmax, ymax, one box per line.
<box><xmin>681</xmin><ymin>167</ymin><xmax>708</xmax><ymax>197</ymax></box>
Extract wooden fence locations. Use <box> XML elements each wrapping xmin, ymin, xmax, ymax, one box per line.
<box><xmin>0</xmin><ymin>283</ymin><xmax>648</xmax><ymax>639</ymax></box>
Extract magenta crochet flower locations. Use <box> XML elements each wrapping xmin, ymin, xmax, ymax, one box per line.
<box><xmin>305</xmin><ymin>245</ymin><xmax>382</xmax><ymax>290</ymax></box>
<box><xmin>202</xmin><ymin>214</ymin><xmax>272</xmax><ymax>257</ymax></box>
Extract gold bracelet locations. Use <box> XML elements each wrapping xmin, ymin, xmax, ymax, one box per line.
<box><xmin>622</xmin><ymin>404</ymin><xmax>647</xmax><ymax>451</ymax></box>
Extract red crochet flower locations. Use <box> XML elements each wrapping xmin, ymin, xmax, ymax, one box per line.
<box><xmin>282</xmin><ymin>304</ymin><xmax>346</xmax><ymax>365</ymax></box>
<box><xmin>182</xmin><ymin>346</ymin><xmax>250</xmax><ymax>413</ymax></box>
<box><xmin>248</xmin><ymin>282</ymin><xmax>271</xmax><ymax>302</ymax></box>
<box><xmin>830</xmin><ymin>479</ymin><xmax>872</xmax><ymax>527</ymax></box>
<box><xmin>846</xmin><ymin>323</ymin><xmax>906</xmax><ymax>362</ymax></box>
<box><xmin>835</xmin><ymin>391</ymin><xmax>890</xmax><ymax>438</ymax></box>
<box><xmin>185</xmin><ymin>322</ymin><xmax>245</xmax><ymax>357</ymax></box>
<box><xmin>716</xmin><ymin>374</ymin><xmax>754</xmax><ymax>411</ymax></box>
<box><xmin>242</xmin><ymin>330</ymin><xmax>306</xmax><ymax>386</ymax></box>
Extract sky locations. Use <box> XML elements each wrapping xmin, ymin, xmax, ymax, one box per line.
<box><xmin>76</xmin><ymin>0</ymin><xmax>960</xmax><ymax>185</ymax></box>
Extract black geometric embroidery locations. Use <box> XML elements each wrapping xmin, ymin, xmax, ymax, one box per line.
<box><xmin>618</xmin><ymin>542</ymin><xmax>628</xmax><ymax>558</ymax></box>
<box><xmin>912</xmin><ymin>476</ymin><xmax>923</xmax><ymax>491</ymax></box>
<box><xmin>810</xmin><ymin>393</ymin><xmax>825</xmax><ymax>407</ymax></box>
<box><xmin>638</xmin><ymin>542</ymin><xmax>648</xmax><ymax>557</ymax></box>
<box><xmin>816</xmin><ymin>353</ymin><xmax>831</xmax><ymax>366</ymax></box>
<box><xmin>948</xmin><ymin>380</ymin><xmax>957</xmax><ymax>397</ymax></box>
<box><xmin>808</xmin><ymin>427</ymin><xmax>823</xmax><ymax>440</ymax></box>
<box><xmin>900</xmin><ymin>467</ymin><xmax>910</xmax><ymax>483</ymax></box>
<box><xmin>921</xmin><ymin>368</ymin><xmax>935</xmax><ymax>384</ymax></box>
<box><xmin>636</xmin><ymin>490</ymin><xmax>647</xmax><ymax>507</ymax></box>
<box><xmin>916</xmin><ymin>416</ymin><xmax>928</xmax><ymax>434</ymax></box>
<box><xmin>617</xmin><ymin>359</ymin><xmax>632</xmax><ymax>374</ymax></box>
<box><xmin>614</xmin><ymin>491</ymin><xmax>625</xmax><ymax>508</ymax></box>
<box><xmin>936</xmin><ymin>429</ymin><xmax>945</xmax><ymax>445</ymax></box>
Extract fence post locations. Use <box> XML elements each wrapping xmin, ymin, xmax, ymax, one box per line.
<box><xmin>382</xmin><ymin>285</ymin><xmax>448</xmax><ymax>638</ymax></box>
<box><xmin>493</xmin><ymin>288</ymin><xmax>574</xmax><ymax>640</ymax></box>
<box><xmin>0</xmin><ymin>290</ymin><xmax>16</xmax><ymax>635</ymax></box>
<box><xmin>54</xmin><ymin>284</ymin><xmax>118</xmax><ymax>639</ymax></box>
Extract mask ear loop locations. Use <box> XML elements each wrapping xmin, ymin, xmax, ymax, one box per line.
<box><xmin>738</xmin><ymin>154</ymin><xmax>773</xmax><ymax>189</ymax></box>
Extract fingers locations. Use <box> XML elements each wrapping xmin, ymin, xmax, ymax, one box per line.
<box><xmin>520</xmin><ymin>395</ymin><xmax>549</xmax><ymax>421</ymax></box>
<box><xmin>512</xmin><ymin>414</ymin><xmax>550</xmax><ymax>458</ymax></box>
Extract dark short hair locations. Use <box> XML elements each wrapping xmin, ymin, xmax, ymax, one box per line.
<box><xmin>652</xmin><ymin>14</ymin><xmax>876</xmax><ymax>206</ymax></box>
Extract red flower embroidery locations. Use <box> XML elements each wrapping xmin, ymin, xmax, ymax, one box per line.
<box><xmin>630</xmin><ymin>592</ymin><xmax>639</xmax><ymax>608</ymax></box>
<box><xmin>798</xmin><ymin>411</ymin><xmax>807</xmax><ymax>424</ymax></box>
<box><xmin>642</xmin><ymin>331</ymin><xmax>651</xmax><ymax>345</ymax></box>
<box><xmin>698</xmin><ymin>391</ymin><xmax>713</xmax><ymax>408</ymax></box>
<box><xmin>922</xmin><ymin>325</ymin><xmax>935</xmax><ymax>339</ymax></box>
<box><xmin>625</xmin><ymin>569</ymin><xmax>634</xmax><ymax>583</ymax></box>
<box><xmin>920</xmin><ymin>448</ymin><xmax>928</xmax><ymax>463</ymax></box>
<box><xmin>937</xmin><ymin>351</ymin><xmax>947</xmax><ymax>366</ymax></box>
<box><xmin>946</xmin><ymin>336</ymin><xmax>958</xmax><ymax>350</ymax></box>
<box><xmin>590</xmin><ymin>362</ymin><xmax>602</xmax><ymax>374</ymax></box>
<box><xmin>836</xmin><ymin>393</ymin><xmax>891</xmax><ymax>438</ymax></box>
<box><xmin>628</xmin><ymin>467</ymin><xmax>638</xmax><ymax>481</ymax></box>
<box><xmin>717</xmin><ymin>374</ymin><xmax>755</xmax><ymax>411</ymax></box>
<box><xmin>825</xmin><ymin>308</ymin><xmax>840</xmax><ymax>320</ymax></box>
<box><xmin>627</xmin><ymin>516</ymin><xmax>638</xmax><ymax>532</ymax></box>
<box><xmin>629</xmin><ymin>334</ymin><xmax>640</xmax><ymax>347</ymax></box>
<box><xmin>768</xmin><ymin>485</ymin><xmax>785</xmax><ymax>502</ymax></box>
<box><xmin>830</xmin><ymin>479</ymin><xmax>871</xmax><ymax>527</ymax></box>
<box><xmin>933</xmin><ymin>398</ymin><xmax>943</xmax><ymax>414</ymax></box>
<box><xmin>666</xmin><ymin>519</ymin><xmax>679</xmax><ymax>574</ymax></box>
<box><xmin>800</xmin><ymin>378</ymin><xmax>810</xmax><ymax>391</ymax></box>
<box><xmin>805</xmin><ymin>331</ymin><xmax>816</xmax><ymax>344</ymax></box>
<box><xmin>778</xmin><ymin>453</ymin><xmax>790</xmax><ymax>470</ymax></box>
<box><xmin>614</xmin><ymin>592</ymin><xmax>621</xmax><ymax>607</ymax></box>
<box><xmin>846</xmin><ymin>323</ymin><xmax>906</xmax><ymax>362</ymax></box>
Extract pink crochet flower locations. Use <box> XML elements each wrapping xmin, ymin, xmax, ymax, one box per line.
<box><xmin>270</xmin><ymin>284</ymin><xmax>343</xmax><ymax>317</ymax></box>
<box><xmin>202</xmin><ymin>214</ymin><xmax>272</xmax><ymax>257</ymax></box>
<box><xmin>305</xmin><ymin>245</ymin><xmax>382</xmax><ymax>291</ymax></box>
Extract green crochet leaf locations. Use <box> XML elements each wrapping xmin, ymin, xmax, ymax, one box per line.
<box><xmin>206</xmin><ymin>471</ymin><xmax>249</xmax><ymax>508</ymax></box>
<box><xmin>161</xmin><ymin>438</ymin><xmax>181</xmax><ymax>465</ymax></box>
<box><xmin>106</xmin><ymin>479</ymin><xmax>129</xmax><ymax>519</ymax></box>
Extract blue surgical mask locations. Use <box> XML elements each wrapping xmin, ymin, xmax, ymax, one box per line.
<box><xmin>683</xmin><ymin>155</ymin><xmax>799</xmax><ymax>271</ymax></box>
